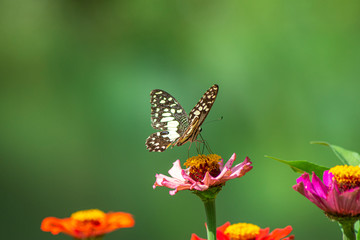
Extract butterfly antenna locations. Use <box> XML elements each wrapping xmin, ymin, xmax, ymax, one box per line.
<box><xmin>201</xmin><ymin>116</ymin><xmax>224</xmax><ymax>126</ymax></box>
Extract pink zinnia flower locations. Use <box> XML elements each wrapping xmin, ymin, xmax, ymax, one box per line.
<box><xmin>153</xmin><ymin>153</ymin><xmax>252</xmax><ymax>195</ymax></box>
<box><xmin>191</xmin><ymin>222</ymin><xmax>294</xmax><ymax>240</ymax></box>
<box><xmin>293</xmin><ymin>165</ymin><xmax>360</xmax><ymax>217</ymax></box>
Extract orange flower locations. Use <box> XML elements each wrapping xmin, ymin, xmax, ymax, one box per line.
<box><xmin>41</xmin><ymin>209</ymin><xmax>135</xmax><ymax>239</ymax></box>
<box><xmin>191</xmin><ymin>222</ymin><xmax>294</xmax><ymax>240</ymax></box>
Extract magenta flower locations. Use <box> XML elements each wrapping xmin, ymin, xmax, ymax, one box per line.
<box><xmin>293</xmin><ymin>166</ymin><xmax>360</xmax><ymax>217</ymax></box>
<box><xmin>153</xmin><ymin>153</ymin><xmax>253</xmax><ymax>195</ymax></box>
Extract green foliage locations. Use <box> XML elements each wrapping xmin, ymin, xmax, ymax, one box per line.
<box><xmin>2</xmin><ymin>1</ymin><xmax>360</xmax><ymax>239</ymax></box>
<box><xmin>265</xmin><ymin>155</ymin><xmax>329</xmax><ymax>178</ymax></box>
<box><xmin>311</xmin><ymin>141</ymin><xmax>360</xmax><ymax>166</ymax></box>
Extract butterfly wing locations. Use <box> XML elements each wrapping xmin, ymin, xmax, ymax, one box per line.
<box><xmin>188</xmin><ymin>84</ymin><xmax>219</xmax><ymax>127</ymax></box>
<box><xmin>173</xmin><ymin>84</ymin><xmax>219</xmax><ymax>146</ymax></box>
<box><xmin>146</xmin><ymin>89</ymin><xmax>189</xmax><ymax>152</ymax></box>
<box><xmin>146</xmin><ymin>131</ymin><xmax>176</xmax><ymax>152</ymax></box>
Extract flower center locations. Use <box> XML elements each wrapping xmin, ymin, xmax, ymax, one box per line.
<box><xmin>184</xmin><ymin>154</ymin><xmax>221</xmax><ymax>181</ymax></box>
<box><xmin>71</xmin><ymin>209</ymin><xmax>106</xmax><ymax>226</ymax></box>
<box><xmin>224</xmin><ymin>223</ymin><xmax>260</xmax><ymax>240</ymax></box>
<box><xmin>329</xmin><ymin>165</ymin><xmax>360</xmax><ymax>191</ymax></box>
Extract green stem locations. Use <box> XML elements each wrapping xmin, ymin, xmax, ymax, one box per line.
<box><xmin>193</xmin><ymin>186</ymin><xmax>222</xmax><ymax>240</ymax></box>
<box><xmin>339</xmin><ymin>219</ymin><xmax>356</xmax><ymax>240</ymax></box>
<box><xmin>203</xmin><ymin>198</ymin><xmax>216</xmax><ymax>240</ymax></box>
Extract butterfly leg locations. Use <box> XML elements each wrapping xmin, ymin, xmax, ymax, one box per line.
<box><xmin>194</xmin><ymin>135</ymin><xmax>204</xmax><ymax>154</ymax></box>
<box><xmin>198</xmin><ymin>133</ymin><xmax>213</xmax><ymax>154</ymax></box>
<box><xmin>187</xmin><ymin>141</ymin><xmax>195</xmax><ymax>158</ymax></box>
<box><xmin>193</xmin><ymin>139</ymin><xmax>203</xmax><ymax>155</ymax></box>
<box><xmin>200</xmin><ymin>138</ymin><xmax>206</xmax><ymax>154</ymax></box>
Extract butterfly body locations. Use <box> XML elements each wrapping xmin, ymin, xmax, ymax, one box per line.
<box><xmin>172</xmin><ymin>116</ymin><xmax>201</xmax><ymax>146</ymax></box>
<box><xmin>146</xmin><ymin>84</ymin><xmax>218</xmax><ymax>152</ymax></box>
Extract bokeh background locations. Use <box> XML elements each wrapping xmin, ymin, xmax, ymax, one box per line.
<box><xmin>1</xmin><ymin>1</ymin><xmax>360</xmax><ymax>239</ymax></box>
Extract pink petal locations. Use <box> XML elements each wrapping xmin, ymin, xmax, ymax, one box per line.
<box><xmin>191</xmin><ymin>182</ymin><xmax>210</xmax><ymax>191</ymax></box>
<box><xmin>229</xmin><ymin>157</ymin><xmax>252</xmax><ymax>174</ymax></box>
<box><xmin>327</xmin><ymin>186</ymin><xmax>360</xmax><ymax>215</ymax></box>
<box><xmin>181</xmin><ymin>169</ymin><xmax>196</xmax><ymax>184</ymax></box>
<box><xmin>218</xmin><ymin>159</ymin><xmax>225</xmax><ymax>170</ymax></box>
<box><xmin>293</xmin><ymin>178</ymin><xmax>330</xmax><ymax>211</ymax></box>
<box><xmin>322</xmin><ymin>171</ymin><xmax>333</xmax><ymax>187</ymax></box>
<box><xmin>224</xmin><ymin>153</ymin><xmax>236</xmax><ymax>169</ymax></box>
<box><xmin>202</xmin><ymin>172</ymin><xmax>213</xmax><ymax>186</ymax></box>
<box><xmin>296</xmin><ymin>173</ymin><xmax>312</xmax><ymax>188</ymax></box>
<box><xmin>214</xmin><ymin>166</ymin><xmax>231</xmax><ymax>180</ymax></box>
<box><xmin>228</xmin><ymin>160</ymin><xmax>253</xmax><ymax>179</ymax></box>
<box><xmin>168</xmin><ymin>160</ymin><xmax>186</xmax><ymax>180</ymax></box>
<box><xmin>311</xmin><ymin>172</ymin><xmax>328</xmax><ymax>198</ymax></box>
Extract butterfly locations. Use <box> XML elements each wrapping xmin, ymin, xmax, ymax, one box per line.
<box><xmin>145</xmin><ymin>84</ymin><xmax>219</xmax><ymax>152</ymax></box>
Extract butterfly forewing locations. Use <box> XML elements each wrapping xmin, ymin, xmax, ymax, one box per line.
<box><xmin>146</xmin><ymin>89</ymin><xmax>189</xmax><ymax>152</ymax></box>
<box><xmin>150</xmin><ymin>89</ymin><xmax>189</xmax><ymax>131</ymax></box>
<box><xmin>188</xmin><ymin>84</ymin><xmax>219</xmax><ymax>127</ymax></box>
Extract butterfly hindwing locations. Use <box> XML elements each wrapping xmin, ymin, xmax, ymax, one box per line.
<box><xmin>145</xmin><ymin>131</ymin><xmax>175</xmax><ymax>152</ymax></box>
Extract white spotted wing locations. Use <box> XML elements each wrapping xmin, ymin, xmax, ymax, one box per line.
<box><xmin>146</xmin><ymin>84</ymin><xmax>219</xmax><ymax>152</ymax></box>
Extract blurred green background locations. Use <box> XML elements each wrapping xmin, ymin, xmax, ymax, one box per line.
<box><xmin>1</xmin><ymin>0</ymin><xmax>360</xmax><ymax>239</ymax></box>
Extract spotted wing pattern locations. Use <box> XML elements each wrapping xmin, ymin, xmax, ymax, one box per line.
<box><xmin>145</xmin><ymin>131</ymin><xmax>176</xmax><ymax>152</ymax></box>
<box><xmin>188</xmin><ymin>84</ymin><xmax>219</xmax><ymax>128</ymax></box>
<box><xmin>146</xmin><ymin>89</ymin><xmax>189</xmax><ymax>152</ymax></box>
<box><xmin>146</xmin><ymin>84</ymin><xmax>219</xmax><ymax>152</ymax></box>
<box><xmin>174</xmin><ymin>84</ymin><xmax>219</xmax><ymax>147</ymax></box>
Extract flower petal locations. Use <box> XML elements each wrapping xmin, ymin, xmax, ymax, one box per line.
<box><xmin>190</xmin><ymin>233</ymin><xmax>206</xmax><ymax>240</ymax></box>
<box><xmin>311</xmin><ymin>172</ymin><xmax>328</xmax><ymax>198</ymax></box>
<box><xmin>266</xmin><ymin>225</ymin><xmax>293</xmax><ymax>240</ymax></box>
<box><xmin>41</xmin><ymin>217</ymin><xmax>70</xmax><ymax>235</ymax></box>
<box><xmin>106</xmin><ymin>212</ymin><xmax>135</xmax><ymax>229</ymax></box>
<box><xmin>224</xmin><ymin>153</ymin><xmax>237</xmax><ymax>169</ymax></box>
<box><xmin>322</xmin><ymin>170</ymin><xmax>333</xmax><ymax>187</ymax></box>
<box><xmin>168</xmin><ymin>160</ymin><xmax>186</xmax><ymax>180</ymax></box>
<box><xmin>227</xmin><ymin>157</ymin><xmax>253</xmax><ymax>179</ymax></box>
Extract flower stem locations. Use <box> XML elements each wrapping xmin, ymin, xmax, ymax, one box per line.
<box><xmin>339</xmin><ymin>219</ymin><xmax>356</xmax><ymax>240</ymax></box>
<box><xmin>193</xmin><ymin>186</ymin><xmax>222</xmax><ymax>240</ymax></box>
<box><xmin>203</xmin><ymin>198</ymin><xmax>216</xmax><ymax>240</ymax></box>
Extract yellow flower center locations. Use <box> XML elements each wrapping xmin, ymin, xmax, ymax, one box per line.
<box><xmin>71</xmin><ymin>209</ymin><xmax>106</xmax><ymax>222</ymax></box>
<box><xmin>329</xmin><ymin>165</ymin><xmax>360</xmax><ymax>191</ymax></box>
<box><xmin>184</xmin><ymin>154</ymin><xmax>222</xmax><ymax>181</ymax></box>
<box><xmin>224</xmin><ymin>223</ymin><xmax>260</xmax><ymax>240</ymax></box>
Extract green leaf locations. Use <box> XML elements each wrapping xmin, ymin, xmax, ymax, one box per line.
<box><xmin>265</xmin><ymin>155</ymin><xmax>330</xmax><ymax>178</ymax></box>
<box><xmin>311</xmin><ymin>141</ymin><xmax>360</xmax><ymax>166</ymax></box>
